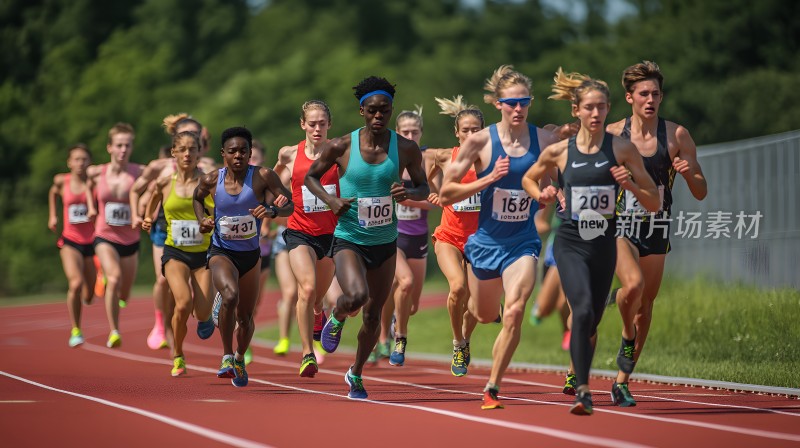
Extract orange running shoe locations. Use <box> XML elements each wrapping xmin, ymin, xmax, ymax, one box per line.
<box><xmin>481</xmin><ymin>388</ymin><xmax>504</xmax><ymax>410</ymax></box>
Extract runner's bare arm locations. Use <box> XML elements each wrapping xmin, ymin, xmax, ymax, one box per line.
<box><xmin>439</xmin><ymin>131</ymin><xmax>504</xmax><ymax>206</ymax></box>
<box><xmin>48</xmin><ymin>174</ymin><xmax>64</xmax><ymax>232</ymax></box>
<box><xmin>612</xmin><ymin>137</ymin><xmax>659</xmax><ymax>212</ymax></box>
<box><xmin>305</xmin><ymin>136</ymin><xmax>353</xmax><ymax>216</ymax></box>
<box><xmin>523</xmin><ymin>142</ymin><xmax>564</xmax><ymax>204</ymax></box>
<box><xmin>392</xmin><ymin>140</ymin><xmax>429</xmax><ymax>203</ymax></box>
<box><xmin>193</xmin><ymin>170</ymin><xmax>217</xmax><ymax>233</ymax></box>
<box><xmin>673</xmin><ymin>125</ymin><xmax>707</xmax><ymax>200</ymax></box>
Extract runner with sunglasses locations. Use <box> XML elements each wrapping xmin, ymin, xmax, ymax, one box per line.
<box><xmin>439</xmin><ymin>66</ymin><xmax>564</xmax><ymax>409</ymax></box>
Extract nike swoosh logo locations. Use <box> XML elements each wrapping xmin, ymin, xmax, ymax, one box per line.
<box><xmin>420</xmin><ymin>244</ymin><xmax>428</xmax><ymax>251</ymax></box>
<box><xmin>595</xmin><ymin>161</ymin><xmax>609</xmax><ymax>167</ymax></box>
<box><xmin>571</xmin><ymin>162</ymin><xmax>588</xmax><ymax>168</ymax></box>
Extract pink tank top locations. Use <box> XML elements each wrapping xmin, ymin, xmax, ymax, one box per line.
<box><xmin>94</xmin><ymin>164</ymin><xmax>142</xmax><ymax>245</ymax></box>
<box><xmin>60</xmin><ymin>173</ymin><xmax>95</xmax><ymax>245</ymax></box>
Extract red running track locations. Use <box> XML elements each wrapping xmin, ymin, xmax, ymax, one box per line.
<box><xmin>1</xmin><ymin>293</ymin><xmax>799</xmax><ymax>448</ymax></box>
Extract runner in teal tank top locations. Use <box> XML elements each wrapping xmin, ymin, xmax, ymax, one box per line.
<box><xmin>305</xmin><ymin>76</ymin><xmax>429</xmax><ymax>400</ymax></box>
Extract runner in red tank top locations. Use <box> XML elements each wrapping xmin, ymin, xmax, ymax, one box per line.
<box><xmin>48</xmin><ymin>144</ymin><xmax>98</xmax><ymax>348</ymax></box>
<box><xmin>86</xmin><ymin>122</ymin><xmax>145</xmax><ymax>349</ymax></box>
<box><xmin>273</xmin><ymin>100</ymin><xmax>339</xmax><ymax>377</ymax></box>
<box><xmin>427</xmin><ymin>96</ymin><xmax>485</xmax><ymax>376</ymax></box>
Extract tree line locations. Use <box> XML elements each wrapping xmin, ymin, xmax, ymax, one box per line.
<box><xmin>0</xmin><ymin>0</ymin><xmax>797</xmax><ymax>295</ymax></box>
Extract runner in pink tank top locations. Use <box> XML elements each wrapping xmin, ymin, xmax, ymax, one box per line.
<box><xmin>48</xmin><ymin>144</ymin><xmax>98</xmax><ymax>348</ymax></box>
<box><xmin>86</xmin><ymin>122</ymin><xmax>144</xmax><ymax>349</ymax></box>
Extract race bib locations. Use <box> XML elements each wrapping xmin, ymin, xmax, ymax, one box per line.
<box><xmin>491</xmin><ymin>188</ymin><xmax>531</xmax><ymax>222</ymax></box>
<box><xmin>625</xmin><ymin>185</ymin><xmax>665</xmax><ymax>214</ymax></box>
<box><xmin>571</xmin><ymin>185</ymin><xmax>615</xmax><ymax>220</ymax></box>
<box><xmin>171</xmin><ymin>220</ymin><xmax>203</xmax><ymax>247</ymax></box>
<box><xmin>302</xmin><ymin>184</ymin><xmax>336</xmax><ymax>213</ymax></box>
<box><xmin>217</xmin><ymin>215</ymin><xmax>257</xmax><ymax>240</ymax></box>
<box><xmin>357</xmin><ymin>196</ymin><xmax>393</xmax><ymax>228</ymax></box>
<box><xmin>452</xmin><ymin>192</ymin><xmax>481</xmax><ymax>212</ymax></box>
<box><xmin>396</xmin><ymin>203</ymin><xmax>421</xmax><ymax>220</ymax></box>
<box><xmin>68</xmin><ymin>204</ymin><xmax>89</xmax><ymax>224</ymax></box>
<box><xmin>105</xmin><ymin>202</ymin><xmax>131</xmax><ymax>226</ymax></box>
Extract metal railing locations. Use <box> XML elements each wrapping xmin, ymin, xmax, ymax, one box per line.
<box><xmin>667</xmin><ymin>130</ymin><xmax>800</xmax><ymax>289</ymax></box>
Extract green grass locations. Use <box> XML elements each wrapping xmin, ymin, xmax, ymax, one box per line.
<box><xmin>256</xmin><ymin>276</ymin><xmax>800</xmax><ymax>388</ymax></box>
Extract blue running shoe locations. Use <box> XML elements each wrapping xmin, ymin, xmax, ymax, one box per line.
<box><xmin>217</xmin><ymin>355</ymin><xmax>235</xmax><ymax>378</ymax></box>
<box><xmin>320</xmin><ymin>315</ymin><xmax>345</xmax><ymax>353</ymax></box>
<box><xmin>232</xmin><ymin>358</ymin><xmax>248</xmax><ymax>387</ymax></box>
<box><xmin>197</xmin><ymin>316</ymin><xmax>215</xmax><ymax>340</ymax></box>
<box><xmin>389</xmin><ymin>337</ymin><xmax>407</xmax><ymax>366</ymax></box>
<box><xmin>211</xmin><ymin>292</ymin><xmax>222</xmax><ymax>327</ymax></box>
<box><xmin>344</xmin><ymin>367</ymin><xmax>367</xmax><ymax>400</ymax></box>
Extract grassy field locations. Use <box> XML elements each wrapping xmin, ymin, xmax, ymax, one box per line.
<box><xmin>256</xmin><ymin>276</ymin><xmax>800</xmax><ymax>388</ymax></box>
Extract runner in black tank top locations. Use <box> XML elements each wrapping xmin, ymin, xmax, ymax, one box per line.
<box><xmin>606</xmin><ymin>61</ymin><xmax>708</xmax><ymax>407</ymax></box>
<box><xmin>616</xmin><ymin>116</ymin><xmax>676</xmax><ymax>255</ymax></box>
<box><xmin>522</xmin><ymin>68</ymin><xmax>659</xmax><ymax>415</ymax></box>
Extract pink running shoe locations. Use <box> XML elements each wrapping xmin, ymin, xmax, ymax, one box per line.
<box><xmin>561</xmin><ymin>330</ymin><xmax>571</xmax><ymax>352</ymax></box>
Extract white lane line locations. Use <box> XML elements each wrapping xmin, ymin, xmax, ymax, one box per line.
<box><xmin>0</xmin><ymin>370</ymin><xmax>272</xmax><ymax>448</ymax></box>
<box><xmin>0</xmin><ymin>400</ymin><xmax>37</xmax><ymax>403</ymax></box>
<box><xmin>81</xmin><ymin>344</ymin><xmax>650</xmax><ymax>448</ymax></box>
<box><xmin>182</xmin><ymin>343</ymin><xmax>800</xmax><ymax>443</ymax></box>
<box><xmin>412</xmin><ymin>365</ymin><xmax>800</xmax><ymax>418</ymax></box>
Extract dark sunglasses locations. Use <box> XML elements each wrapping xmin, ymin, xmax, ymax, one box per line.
<box><xmin>498</xmin><ymin>96</ymin><xmax>532</xmax><ymax>108</ymax></box>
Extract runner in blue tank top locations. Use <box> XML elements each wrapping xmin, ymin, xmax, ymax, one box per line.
<box><xmin>439</xmin><ymin>65</ymin><xmax>567</xmax><ymax>410</ymax></box>
<box><xmin>605</xmin><ymin>61</ymin><xmax>707</xmax><ymax>407</ymax></box>
<box><xmin>193</xmin><ymin>127</ymin><xmax>294</xmax><ymax>388</ymax></box>
<box><xmin>523</xmin><ymin>68</ymin><xmax>659</xmax><ymax>415</ymax></box>
<box><xmin>305</xmin><ymin>76</ymin><xmax>429</xmax><ymax>400</ymax></box>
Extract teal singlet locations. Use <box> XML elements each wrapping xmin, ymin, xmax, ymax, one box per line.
<box><xmin>334</xmin><ymin>128</ymin><xmax>400</xmax><ymax>245</ymax></box>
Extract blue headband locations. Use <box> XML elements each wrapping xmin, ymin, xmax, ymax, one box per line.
<box><xmin>359</xmin><ymin>90</ymin><xmax>394</xmax><ymax>105</ymax></box>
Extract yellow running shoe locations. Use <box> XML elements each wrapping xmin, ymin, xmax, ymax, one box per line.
<box><xmin>244</xmin><ymin>347</ymin><xmax>253</xmax><ymax>365</ymax></box>
<box><xmin>68</xmin><ymin>328</ymin><xmax>84</xmax><ymax>348</ymax></box>
<box><xmin>106</xmin><ymin>330</ymin><xmax>121</xmax><ymax>348</ymax></box>
<box><xmin>171</xmin><ymin>356</ymin><xmax>186</xmax><ymax>377</ymax></box>
<box><xmin>273</xmin><ymin>337</ymin><xmax>290</xmax><ymax>356</ymax></box>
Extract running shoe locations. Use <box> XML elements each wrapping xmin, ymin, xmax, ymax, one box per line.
<box><xmin>313</xmin><ymin>310</ymin><xmax>326</xmax><ymax>341</ymax></box>
<box><xmin>616</xmin><ymin>336</ymin><xmax>636</xmax><ymax>374</ymax></box>
<box><xmin>171</xmin><ymin>356</ymin><xmax>186</xmax><ymax>377</ymax></box>
<box><xmin>481</xmin><ymin>388</ymin><xmax>504</xmax><ymax>410</ymax></box>
<box><xmin>94</xmin><ymin>257</ymin><xmax>106</xmax><ymax>298</ymax></box>
<box><xmin>118</xmin><ymin>299</ymin><xmax>128</xmax><ymax>309</ymax></box>
<box><xmin>494</xmin><ymin>303</ymin><xmax>504</xmax><ymax>323</ymax></box>
<box><xmin>529</xmin><ymin>307</ymin><xmax>542</xmax><ymax>326</ymax></box>
<box><xmin>106</xmin><ymin>330</ymin><xmax>121</xmax><ymax>348</ymax></box>
<box><xmin>570</xmin><ymin>390</ymin><xmax>593</xmax><ymax>415</ymax></box>
<box><xmin>611</xmin><ymin>382</ymin><xmax>637</xmax><ymax>407</ymax></box>
<box><xmin>211</xmin><ymin>292</ymin><xmax>222</xmax><ymax>327</ymax></box>
<box><xmin>244</xmin><ymin>347</ymin><xmax>253</xmax><ymax>366</ymax></box>
<box><xmin>68</xmin><ymin>328</ymin><xmax>84</xmax><ymax>348</ymax></box>
<box><xmin>320</xmin><ymin>315</ymin><xmax>345</xmax><ymax>353</ymax></box>
<box><xmin>273</xmin><ymin>337</ymin><xmax>290</xmax><ymax>356</ymax></box>
<box><xmin>217</xmin><ymin>356</ymin><xmax>235</xmax><ymax>378</ymax></box>
<box><xmin>367</xmin><ymin>346</ymin><xmax>379</xmax><ymax>364</ymax></box>
<box><xmin>196</xmin><ymin>316</ymin><xmax>215</xmax><ymax>340</ymax></box>
<box><xmin>313</xmin><ymin>341</ymin><xmax>326</xmax><ymax>364</ymax></box>
<box><xmin>561</xmin><ymin>330</ymin><xmax>571</xmax><ymax>351</ymax></box>
<box><xmin>451</xmin><ymin>345</ymin><xmax>468</xmax><ymax>377</ymax></box>
<box><xmin>231</xmin><ymin>357</ymin><xmax>248</xmax><ymax>387</ymax></box>
<box><xmin>464</xmin><ymin>341</ymin><xmax>471</xmax><ymax>367</ymax></box>
<box><xmin>299</xmin><ymin>353</ymin><xmax>318</xmax><ymax>378</ymax></box>
<box><xmin>344</xmin><ymin>367</ymin><xmax>367</xmax><ymax>400</ymax></box>
<box><xmin>389</xmin><ymin>337</ymin><xmax>407</xmax><ymax>366</ymax></box>
<box><xmin>147</xmin><ymin>322</ymin><xmax>168</xmax><ymax>350</ymax></box>
<box><xmin>376</xmin><ymin>341</ymin><xmax>391</xmax><ymax>360</ymax></box>
<box><xmin>562</xmin><ymin>373</ymin><xmax>577</xmax><ymax>395</ymax></box>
